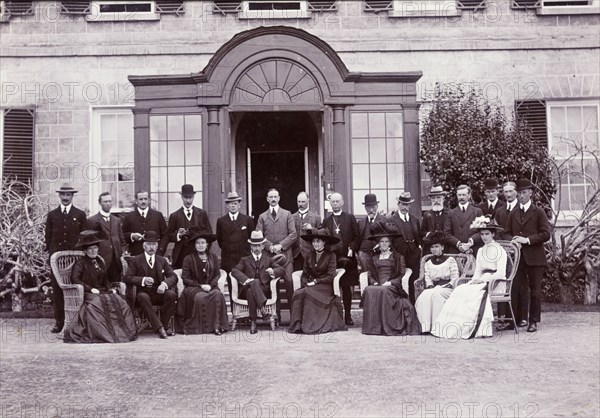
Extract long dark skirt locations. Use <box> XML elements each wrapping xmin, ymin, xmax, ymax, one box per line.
<box><xmin>65</xmin><ymin>293</ymin><xmax>137</xmax><ymax>343</ymax></box>
<box><xmin>362</xmin><ymin>285</ymin><xmax>422</xmax><ymax>336</ymax></box>
<box><xmin>288</xmin><ymin>283</ymin><xmax>347</xmax><ymax>334</ymax></box>
<box><xmin>176</xmin><ymin>287</ymin><xmax>229</xmax><ymax>334</ymax></box>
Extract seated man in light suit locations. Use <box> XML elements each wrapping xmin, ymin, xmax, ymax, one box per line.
<box><xmin>124</xmin><ymin>231</ymin><xmax>178</xmax><ymax>339</ymax></box>
<box><xmin>231</xmin><ymin>231</ymin><xmax>286</xmax><ymax>334</ymax></box>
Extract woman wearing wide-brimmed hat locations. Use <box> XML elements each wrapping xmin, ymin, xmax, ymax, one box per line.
<box><xmin>414</xmin><ymin>230</ymin><xmax>460</xmax><ymax>333</ymax></box>
<box><xmin>177</xmin><ymin>227</ymin><xmax>228</xmax><ymax>335</ymax></box>
<box><xmin>432</xmin><ymin>217</ymin><xmax>507</xmax><ymax>339</ymax></box>
<box><xmin>65</xmin><ymin>231</ymin><xmax>137</xmax><ymax>343</ymax></box>
<box><xmin>288</xmin><ymin>228</ymin><xmax>347</xmax><ymax>334</ymax></box>
<box><xmin>361</xmin><ymin>220</ymin><xmax>421</xmax><ymax>336</ymax></box>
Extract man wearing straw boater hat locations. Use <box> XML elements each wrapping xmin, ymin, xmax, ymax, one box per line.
<box><xmin>124</xmin><ymin>231</ymin><xmax>178</xmax><ymax>339</ymax></box>
<box><xmin>504</xmin><ymin>178</ymin><xmax>551</xmax><ymax>333</ymax></box>
<box><xmin>45</xmin><ymin>183</ymin><xmax>88</xmax><ymax>333</ymax></box>
<box><xmin>390</xmin><ymin>191</ymin><xmax>422</xmax><ymax>304</ymax></box>
<box><xmin>231</xmin><ymin>231</ymin><xmax>286</xmax><ymax>334</ymax></box>
<box><xmin>167</xmin><ymin>184</ymin><xmax>212</xmax><ymax>269</ymax></box>
<box><xmin>421</xmin><ymin>186</ymin><xmax>450</xmax><ymax>255</ymax></box>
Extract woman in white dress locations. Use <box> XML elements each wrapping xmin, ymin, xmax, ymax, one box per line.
<box><xmin>432</xmin><ymin>218</ymin><xmax>507</xmax><ymax>339</ymax></box>
<box><xmin>415</xmin><ymin>231</ymin><xmax>460</xmax><ymax>333</ymax></box>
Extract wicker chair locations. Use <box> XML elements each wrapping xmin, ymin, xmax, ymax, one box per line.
<box><xmin>359</xmin><ymin>268</ymin><xmax>412</xmax><ymax>296</ymax></box>
<box><xmin>291</xmin><ymin>268</ymin><xmax>346</xmax><ymax>296</ymax></box>
<box><xmin>49</xmin><ymin>251</ymin><xmax>125</xmax><ymax>336</ymax></box>
<box><xmin>413</xmin><ymin>253</ymin><xmax>476</xmax><ymax>301</ymax></box>
<box><xmin>452</xmin><ymin>240</ymin><xmax>521</xmax><ymax>333</ymax></box>
<box><xmin>228</xmin><ymin>272</ymin><xmax>279</xmax><ymax>331</ymax></box>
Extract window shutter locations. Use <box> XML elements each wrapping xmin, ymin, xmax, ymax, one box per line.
<box><xmin>307</xmin><ymin>1</ymin><xmax>338</xmax><ymax>12</ymax></box>
<box><xmin>363</xmin><ymin>0</ymin><xmax>393</xmax><ymax>12</ymax></box>
<box><xmin>3</xmin><ymin>1</ymin><xmax>35</xmax><ymax>17</ymax></box>
<box><xmin>515</xmin><ymin>100</ymin><xmax>548</xmax><ymax>148</ymax></box>
<box><xmin>213</xmin><ymin>0</ymin><xmax>242</xmax><ymax>14</ymax></box>
<box><xmin>60</xmin><ymin>1</ymin><xmax>91</xmax><ymax>14</ymax></box>
<box><xmin>457</xmin><ymin>0</ymin><xmax>486</xmax><ymax>10</ymax></box>
<box><xmin>511</xmin><ymin>0</ymin><xmax>541</xmax><ymax>9</ymax></box>
<box><xmin>156</xmin><ymin>1</ymin><xmax>185</xmax><ymax>15</ymax></box>
<box><xmin>2</xmin><ymin>109</ymin><xmax>35</xmax><ymax>193</ymax></box>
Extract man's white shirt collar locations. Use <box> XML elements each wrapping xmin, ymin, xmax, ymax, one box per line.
<box><xmin>488</xmin><ymin>198</ymin><xmax>498</xmax><ymax>207</ymax></box>
<box><xmin>521</xmin><ymin>201</ymin><xmax>532</xmax><ymax>212</ymax></box>
<box><xmin>99</xmin><ymin>210</ymin><xmax>111</xmax><ymax>217</ymax></box>
<box><xmin>138</xmin><ymin>208</ymin><xmax>148</xmax><ymax>217</ymax></box>
<box><xmin>61</xmin><ymin>203</ymin><xmax>72</xmax><ymax>213</ymax></box>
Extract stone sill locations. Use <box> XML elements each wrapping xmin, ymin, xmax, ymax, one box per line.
<box><xmin>85</xmin><ymin>12</ymin><xmax>160</xmax><ymax>22</ymax></box>
<box><xmin>388</xmin><ymin>9</ymin><xmax>462</xmax><ymax>17</ymax></box>
<box><xmin>537</xmin><ymin>5</ymin><xmax>600</xmax><ymax>15</ymax></box>
<box><xmin>237</xmin><ymin>11</ymin><xmax>312</xmax><ymax>19</ymax></box>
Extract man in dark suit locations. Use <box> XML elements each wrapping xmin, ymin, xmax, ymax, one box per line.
<box><xmin>390</xmin><ymin>192</ymin><xmax>422</xmax><ymax>304</ymax></box>
<box><xmin>124</xmin><ymin>231</ymin><xmax>178</xmax><ymax>339</ymax></box>
<box><xmin>231</xmin><ymin>231</ymin><xmax>286</xmax><ymax>334</ymax></box>
<box><xmin>504</xmin><ymin>178</ymin><xmax>551</xmax><ymax>333</ymax></box>
<box><xmin>167</xmin><ymin>184</ymin><xmax>212</xmax><ymax>269</ymax></box>
<box><xmin>45</xmin><ymin>184</ymin><xmax>88</xmax><ymax>333</ymax></box>
<box><xmin>356</xmin><ymin>193</ymin><xmax>381</xmax><ymax>272</ymax></box>
<box><xmin>321</xmin><ymin>192</ymin><xmax>360</xmax><ymax>325</ymax></box>
<box><xmin>291</xmin><ymin>191</ymin><xmax>321</xmax><ymax>271</ymax></box>
<box><xmin>122</xmin><ymin>191</ymin><xmax>169</xmax><ymax>257</ymax></box>
<box><xmin>479</xmin><ymin>178</ymin><xmax>506</xmax><ymax>219</ymax></box>
<box><xmin>494</xmin><ymin>181</ymin><xmax>518</xmax><ymax>240</ymax></box>
<box><xmin>420</xmin><ymin>186</ymin><xmax>450</xmax><ymax>255</ymax></box>
<box><xmin>444</xmin><ymin>184</ymin><xmax>484</xmax><ymax>254</ymax></box>
<box><xmin>87</xmin><ymin>192</ymin><xmax>126</xmax><ymax>282</ymax></box>
<box><xmin>256</xmin><ymin>188</ymin><xmax>297</xmax><ymax>315</ymax></box>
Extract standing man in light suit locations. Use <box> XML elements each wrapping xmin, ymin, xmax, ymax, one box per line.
<box><xmin>256</xmin><ymin>189</ymin><xmax>297</xmax><ymax>316</ymax></box>
<box><xmin>87</xmin><ymin>192</ymin><xmax>126</xmax><ymax>282</ymax></box>
<box><xmin>291</xmin><ymin>191</ymin><xmax>321</xmax><ymax>271</ymax></box>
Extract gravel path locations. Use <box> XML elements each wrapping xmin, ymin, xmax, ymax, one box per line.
<box><xmin>1</xmin><ymin>312</ymin><xmax>598</xmax><ymax>417</ymax></box>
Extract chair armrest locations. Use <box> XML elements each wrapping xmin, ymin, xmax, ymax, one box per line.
<box><xmin>292</xmin><ymin>271</ymin><xmax>302</xmax><ymax>291</ymax></box>
<box><xmin>114</xmin><ymin>282</ymin><xmax>126</xmax><ymax>296</ymax></box>
<box><xmin>173</xmin><ymin>269</ymin><xmax>184</xmax><ymax>298</ymax></box>
<box><xmin>229</xmin><ymin>273</ymin><xmax>241</xmax><ymax>303</ymax></box>
<box><xmin>218</xmin><ymin>269</ymin><xmax>227</xmax><ymax>294</ymax></box>
<box><xmin>333</xmin><ymin>268</ymin><xmax>345</xmax><ymax>298</ymax></box>
<box><xmin>401</xmin><ymin>268</ymin><xmax>412</xmax><ymax>295</ymax></box>
<box><xmin>413</xmin><ymin>276</ymin><xmax>425</xmax><ymax>300</ymax></box>
<box><xmin>455</xmin><ymin>277</ymin><xmax>470</xmax><ymax>287</ymax></box>
<box><xmin>61</xmin><ymin>284</ymin><xmax>84</xmax><ymax>304</ymax></box>
<box><xmin>269</xmin><ymin>276</ymin><xmax>280</xmax><ymax>299</ymax></box>
<box><xmin>359</xmin><ymin>272</ymin><xmax>368</xmax><ymax>296</ymax></box>
<box><xmin>488</xmin><ymin>278</ymin><xmax>510</xmax><ymax>295</ymax></box>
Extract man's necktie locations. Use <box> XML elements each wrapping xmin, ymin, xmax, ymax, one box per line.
<box><xmin>63</xmin><ymin>208</ymin><xmax>67</xmax><ymax>215</ymax></box>
<box><xmin>272</xmin><ymin>209</ymin><xmax>277</xmax><ymax>219</ymax></box>
<box><xmin>300</xmin><ymin>213</ymin><xmax>306</xmax><ymax>220</ymax></box>
<box><xmin>489</xmin><ymin>203</ymin><xmax>493</xmax><ymax>211</ymax></box>
<box><xmin>186</xmin><ymin>209</ymin><xmax>191</xmax><ymax>221</ymax></box>
<box><xmin>461</xmin><ymin>206</ymin><xmax>465</xmax><ymax>213</ymax></box>
<box><xmin>142</xmin><ymin>211</ymin><xmax>146</xmax><ymax>219</ymax></box>
<box><xmin>103</xmin><ymin>216</ymin><xmax>109</xmax><ymax>222</ymax></box>
<box><xmin>369</xmin><ymin>217</ymin><xmax>373</xmax><ymax>223</ymax></box>
<box><xmin>148</xmin><ymin>256</ymin><xmax>153</xmax><ymax>268</ymax></box>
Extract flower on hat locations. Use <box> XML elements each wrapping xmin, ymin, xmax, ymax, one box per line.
<box><xmin>470</xmin><ymin>215</ymin><xmax>491</xmax><ymax>229</ymax></box>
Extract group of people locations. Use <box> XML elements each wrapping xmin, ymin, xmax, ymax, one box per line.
<box><xmin>45</xmin><ymin>176</ymin><xmax>550</xmax><ymax>343</ymax></box>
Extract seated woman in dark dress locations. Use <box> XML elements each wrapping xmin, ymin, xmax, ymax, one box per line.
<box><xmin>176</xmin><ymin>228</ymin><xmax>228</xmax><ymax>335</ymax></box>
<box><xmin>361</xmin><ymin>222</ymin><xmax>421</xmax><ymax>336</ymax></box>
<box><xmin>65</xmin><ymin>231</ymin><xmax>137</xmax><ymax>343</ymax></box>
<box><xmin>288</xmin><ymin>228</ymin><xmax>347</xmax><ymax>335</ymax></box>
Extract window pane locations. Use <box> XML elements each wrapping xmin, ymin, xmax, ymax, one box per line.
<box><xmin>353</xmin><ymin>164</ymin><xmax>370</xmax><ymax>189</ymax></box>
<box><xmin>100</xmin><ymin>114</ymin><xmax>117</xmax><ymax>140</ymax></box>
<box><xmin>185</xmin><ymin>166</ymin><xmax>203</xmax><ymax>187</ymax></box>
<box><xmin>566</xmin><ymin>106</ymin><xmax>582</xmax><ymax>132</ymax></box>
<box><xmin>370</xmin><ymin>138</ymin><xmax>386</xmax><ymax>163</ymax></box>
<box><xmin>372</xmin><ymin>190</ymin><xmax>388</xmax><ymax>214</ymax></box>
<box><xmin>387</xmin><ymin>164</ymin><xmax>404</xmax><ymax>189</ymax></box>
<box><xmin>385</xmin><ymin>113</ymin><xmax>403</xmax><ymax>137</ymax></box>
<box><xmin>584</xmin><ymin>159</ymin><xmax>598</xmax><ymax>183</ymax></box>
<box><xmin>101</xmin><ymin>140</ymin><xmax>119</xmax><ymax>166</ymax></box>
<box><xmin>583</xmin><ymin>132</ymin><xmax>599</xmax><ymax>150</ymax></box>
<box><xmin>582</xmin><ymin>106</ymin><xmax>599</xmax><ymax>131</ymax></box>
<box><xmin>185</xmin><ymin>115</ymin><xmax>202</xmax><ymax>140</ymax></box>
<box><xmin>117</xmin><ymin>113</ymin><xmax>133</xmax><ymax>141</ymax></box>
<box><xmin>151</xmin><ymin>141</ymin><xmax>167</xmax><ymax>167</ymax></box>
<box><xmin>155</xmin><ymin>193</ymin><xmax>168</xmax><ymax>215</ymax></box>
<box><xmin>168</xmin><ymin>115</ymin><xmax>184</xmax><ymax>141</ymax></box>
<box><xmin>168</xmin><ymin>193</ymin><xmax>181</xmax><ymax>214</ymax></box>
<box><xmin>351</xmin><ymin>138</ymin><xmax>369</xmax><ymax>163</ymax></box>
<box><xmin>368</xmin><ymin>113</ymin><xmax>385</xmax><ymax>138</ymax></box>
<box><xmin>168</xmin><ymin>141</ymin><xmax>185</xmax><ymax>166</ymax></box>
<box><xmin>370</xmin><ymin>165</ymin><xmax>387</xmax><ymax>188</ymax></box>
<box><xmin>150</xmin><ymin>116</ymin><xmax>166</xmax><ymax>141</ymax></box>
<box><xmin>570</xmin><ymin>185</ymin><xmax>586</xmax><ymax>208</ymax></box>
<box><xmin>387</xmin><ymin>137</ymin><xmax>403</xmax><ymax>163</ymax></box>
<box><xmin>118</xmin><ymin>162</ymin><xmax>135</xmax><ymax>182</ymax></box>
<box><xmin>186</xmin><ymin>141</ymin><xmax>202</xmax><ymax>166</ymax></box>
<box><xmin>550</xmin><ymin>107</ymin><xmax>566</xmax><ymax>133</ymax></box>
<box><xmin>116</xmin><ymin>182</ymin><xmax>135</xmax><ymax>208</ymax></box>
<box><xmin>151</xmin><ymin>167</ymin><xmax>168</xmax><ymax>192</ymax></box>
<box><xmin>168</xmin><ymin>166</ymin><xmax>185</xmax><ymax>192</ymax></box>
<box><xmin>101</xmin><ymin>168</ymin><xmax>117</xmax><ymax>182</ymax></box>
<box><xmin>353</xmin><ymin>190</ymin><xmax>368</xmax><ymax>215</ymax></box>
<box><xmin>351</xmin><ymin>113</ymin><xmax>368</xmax><ymax>138</ymax></box>
<box><xmin>387</xmin><ymin>189</ymin><xmax>402</xmax><ymax>213</ymax></box>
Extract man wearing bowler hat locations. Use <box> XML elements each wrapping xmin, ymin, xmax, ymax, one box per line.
<box><xmin>357</xmin><ymin>193</ymin><xmax>382</xmax><ymax>272</ymax></box>
<box><xmin>45</xmin><ymin>184</ymin><xmax>88</xmax><ymax>333</ymax></box>
<box><xmin>479</xmin><ymin>178</ymin><xmax>506</xmax><ymax>218</ymax></box>
<box><xmin>124</xmin><ymin>231</ymin><xmax>178</xmax><ymax>339</ymax></box>
<box><xmin>420</xmin><ymin>186</ymin><xmax>450</xmax><ymax>255</ymax></box>
<box><xmin>231</xmin><ymin>231</ymin><xmax>286</xmax><ymax>334</ymax></box>
<box><xmin>391</xmin><ymin>192</ymin><xmax>422</xmax><ymax>304</ymax></box>
<box><xmin>503</xmin><ymin>178</ymin><xmax>551</xmax><ymax>332</ymax></box>
<box><xmin>167</xmin><ymin>184</ymin><xmax>212</xmax><ymax>269</ymax></box>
